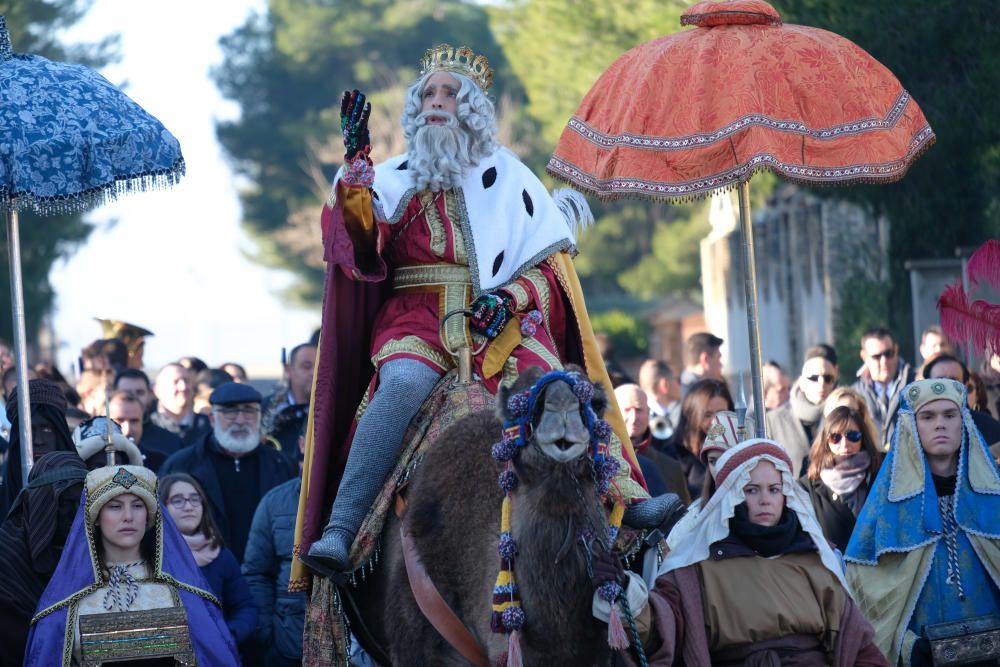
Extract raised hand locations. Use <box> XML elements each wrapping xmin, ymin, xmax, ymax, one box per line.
<box><xmin>340</xmin><ymin>89</ymin><xmax>372</xmax><ymax>161</ymax></box>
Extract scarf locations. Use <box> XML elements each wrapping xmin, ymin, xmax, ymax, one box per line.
<box><xmin>819</xmin><ymin>450</ymin><xmax>872</xmax><ymax>498</ymax></box>
<box><xmin>728</xmin><ymin>503</ymin><xmax>812</xmax><ymax>557</ymax></box>
<box><xmin>790</xmin><ymin>387</ymin><xmax>823</xmax><ymax>429</ymax></box>
<box><xmin>183</xmin><ymin>532</ymin><xmax>220</xmax><ymax>567</ymax></box>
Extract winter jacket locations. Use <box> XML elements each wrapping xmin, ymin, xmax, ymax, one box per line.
<box><xmin>800</xmin><ymin>476</ymin><xmax>870</xmax><ymax>552</ymax></box>
<box><xmin>160</xmin><ymin>431</ymin><xmax>294</xmax><ymax>561</ymax></box>
<box><xmin>241</xmin><ymin>477</ymin><xmax>307</xmax><ymax>664</ymax></box>
<box><xmin>764</xmin><ymin>398</ymin><xmax>817</xmax><ymax>478</ymax></box>
<box><xmin>200</xmin><ymin>547</ymin><xmax>258</xmax><ymax>645</ymax></box>
<box><xmin>853</xmin><ymin>360</ymin><xmax>915</xmax><ymax>450</ymax></box>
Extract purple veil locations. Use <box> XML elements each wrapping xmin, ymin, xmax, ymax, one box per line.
<box><xmin>24</xmin><ymin>491</ymin><xmax>240</xmax><ymax>666</ymax></box>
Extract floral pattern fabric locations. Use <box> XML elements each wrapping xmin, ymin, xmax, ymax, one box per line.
<box><xmin>0</xmin><ymin>16</ymin><xmax>184</xmax><ymax>215</ymax></box>
<box><xmin>548</xmin><ymin>0</ymin><xmax>934</xmax><ymax>200</ymax></box>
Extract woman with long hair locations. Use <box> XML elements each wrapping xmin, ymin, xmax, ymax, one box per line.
<box><xmin>657</xmin><ymin>378</ymin><xmax>733</xmax><ymax>499</ymax></box>
<box><xmin>802</xmin><ymin>406</ymin><xmax>883</xmax><ymax>551</ymax></box>
<box><xmin>24</xmin><ymin>465</ymin><xmax>239</xmax><ymax>666</ymax></box>
<box><xmin>823</xmin><ymin>387</ymin><xmax>881</xmax><ymax>451</ymax></box>
<box><xmin>159</xmin><ymin>473</ymin><xmax>257</xmax><ymax>648</ymax></box>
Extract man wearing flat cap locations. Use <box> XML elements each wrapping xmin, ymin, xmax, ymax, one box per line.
<box><xmin>161</xmin><ymin>382</ymin><xmax>294</xmax><ymax>561</ymax></box>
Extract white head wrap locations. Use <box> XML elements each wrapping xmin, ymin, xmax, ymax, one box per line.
<box><xmin>660</xmin><ymin>438</ymin><xmax>849</xmax><ymax>591</ymax></box>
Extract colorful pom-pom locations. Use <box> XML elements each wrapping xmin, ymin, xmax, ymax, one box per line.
<box><xmin>598</xmin><ymin>580</ymin><xmax>623</xmax><ymax>604</ymax></box>
<box><xmin>520</xmin><ymin>311</ymin><xmax>543</xmax><ymax>337</ymax></box>
<box><xmin>592</xmin><ymin>419</ymin><xmax>612</xmax><ymax>441</ymax></box>
<box><xmin>502</xmin><ymin>605</ymin><xmax>525</xmax><ymax>631</ymax></box>
<box><xmin>498</xmin><ymin>469</ymin><xmax>519</xmax><ymax>492</ymax></box>
<box><xmin>499</xmin><ymin>532</ymin><xmax>519</xmax><ymax>559</ymax></box>
<box><xmin>572</xmin><ymin>379</ymin><xmax>595</xmax><ymax>404</ymax></box>
<box><xmin>506</xmin><ymin>392</ymin><xmax>530</xmax><ymax>418</ymax></box>
<box><xmin>492</xmin><ymin>440</ymin><xmax>517</xmax><ymax>462</ymax></box>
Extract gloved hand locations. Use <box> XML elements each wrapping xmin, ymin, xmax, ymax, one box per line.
<box><xmin>590</xmin><ymin>547</ymin><xmax>626</xmax><ymax>590</ymax></box>
<box><xmin>341</xmin><ymin>89</ymin><xmax>372</xmax><ymax>162</ymax></box>
<box><xmin>469</xmin><ymin>290</ymin><xmax>514</xmax><ymax>339</ymax></box>
<box><xmin>910</xmin><ymin>637</ymin><xmax>933</xmax><ymax>667</ymax></box>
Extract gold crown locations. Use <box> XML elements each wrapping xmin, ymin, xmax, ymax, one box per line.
<box><xmin>418</xmin><ymin>44</ymin><xmax>493</xmax><ymax>92</ymax></box>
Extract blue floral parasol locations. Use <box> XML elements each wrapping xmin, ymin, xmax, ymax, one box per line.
<box><xmin>0</xmin><ymin>16</ymin><xmax>185</xmax><ymax>214</ymax></box>
<box><xmin>0</xmin><ymin>15</ymin><xmax>185</xmax><ymax>485</ymax></box>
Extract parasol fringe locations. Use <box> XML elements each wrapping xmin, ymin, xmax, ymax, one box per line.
<box><xmin>552</xmin><ymin>187</ymin><xmax>595</xmax><ymax>236</ymax></box>
<box><xmin>546</xmin><ymin>131</ymin><xmax>936</xmax><ymax>206</ymax></box>
<box><xmin>938</xmin><ymin>280</ymin><xmax>1000</xmax><ymax>356</ymax></box>
<box><xmin>0</xmin><ymin>158</ymin><xmax>186</xmax><ymax>216</ymax></box>
<box><xmin>966</xmin><ymin>240</ymin><xmax>1000</xmax><ymax>291</ymax></box>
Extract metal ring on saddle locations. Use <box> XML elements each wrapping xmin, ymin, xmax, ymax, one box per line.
<box><xmin>439</xmin><ymin>308</ymin><xmax>488</xmax><ymax>357</ymax></box>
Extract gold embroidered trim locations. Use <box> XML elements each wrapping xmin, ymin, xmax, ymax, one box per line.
<box><xmin>519</xmin><ymin>336</ymin><xmax>563</xmax><ymax>372</ymax></box>
<box><xmin>501</xmin><ymin>356</ymin><xmax>521</xmax><ymax>389</ymax></box>
<box><xmin>506</xmin><ymin>282</ymin><xmax>530</xmax><ymax>311</ymax></box>
<box><xmin>393</xmin><ymin>264</ymin><xmax>471</xmax><ymax>289</ymax></box>
<box><xmin>354</xmin><ymin>389</ymin><xmax>371</xmax><ymax>422</ymax></box>
<box><xmin>372</xmin><ymin>336</ymin><xmax>452</xmax><ymax>372</ymax></box>
<box><xmin>606</xmin><ymin>432</ymin><xmax>647</xmax><ymax>502</ymax></box>
<box><xmin>420</xmin><ymin>191</ymin><xmax>448</xmax><ymax>258</ymax></box>
<box><xmin>446</xmin><ymin>191</ymin><xmax>469</xmax><ymax>263</ymax></box>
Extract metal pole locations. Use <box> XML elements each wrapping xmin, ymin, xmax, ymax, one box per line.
<box><xmin>736</xmin><ymin>182</ymin><xmax>766</xmax><ymax>438</ymax></box>
<box><xmin>6</xmin><ymin>207</ymin><xmax>33</xmax><ymax>485</ymax></box>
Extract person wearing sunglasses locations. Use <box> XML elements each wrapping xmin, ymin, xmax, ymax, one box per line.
<box><xmin>854</xmin><ymin>327</ymin><xmax>916</xmax><ymax>451</ymax></box>
<box><xmin>801</xmin><ymin>406</ymin><xmax>883</xmax><ymax>551</ymax></box>
<box><xmin>765</xmin><ymin>345</ymin><xmax>840</xmax><ymax>478</ymax></box>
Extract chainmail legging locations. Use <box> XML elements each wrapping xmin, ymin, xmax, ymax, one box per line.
<box><xmin>323</xmin><ymin>358</ymin><xmax>441</xmax><ymax>538</ymax></box>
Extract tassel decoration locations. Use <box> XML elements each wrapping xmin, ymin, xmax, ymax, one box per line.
<box><xmin>507</xmin><ymin>629</ymin><xmax>524</xmax><ymax>667</ymax></box>
<box><xmin>607</xmin><ymin>603</ymin><xmax>630</xmax><ymax>650</ymax></box>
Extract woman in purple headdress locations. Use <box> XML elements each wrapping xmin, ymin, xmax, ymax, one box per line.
<box><xmin>23</xmin><ymin>464</ymin><xmax>240</xmax><ymax>666</ymax></box>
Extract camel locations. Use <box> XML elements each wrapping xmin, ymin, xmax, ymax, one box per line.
<box><xmin>340</xmin><ymin>366</ymin><xmax>637</xmax><ymax>666</ymax></box>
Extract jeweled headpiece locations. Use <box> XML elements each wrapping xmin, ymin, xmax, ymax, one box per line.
<box><xmin>418</xmin><ymin>43</ymin><xmax>493</xmax><ymax>92</ymax></box>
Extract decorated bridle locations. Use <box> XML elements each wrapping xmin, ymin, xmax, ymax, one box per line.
<box><xmin>489</xmin><ymin>370</ymin><xmax>629</xmax><ymax>664</ymax></box>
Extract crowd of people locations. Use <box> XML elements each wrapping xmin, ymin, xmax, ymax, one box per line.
<box><xmin>598</xmin><ymin>324</ymin><xmax>1000</xmax><ymax>666</ymax></box>
<box><xmin>3</xmin><ymin>37</ymin><xmax>1000</xmax><ymax>667</ymax></box>
<box><xmin>0</xmin><ymin>333</ymin><xmax>316</xmax><ymax>666</ymax></box>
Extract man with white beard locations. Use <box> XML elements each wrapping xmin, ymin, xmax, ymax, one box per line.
<box><xmin>161</xmin><ymin>382</ymin><xmax>293</xmax><ymax>562</ymax></box>
<box><xmin>299</xmin><ymin>45</ymin><xmax>676</xmax><ymax>579</ymax></box>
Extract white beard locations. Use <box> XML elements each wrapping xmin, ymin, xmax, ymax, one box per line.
<box><xmin>407</xmin><ymin>111</ymin><xmax>476</xmax><ymax>192</ymax></box>
<box><xmin>215</xmin><ymin>422</ymin><xmax>260</xmax><ymax>455</ymax></box>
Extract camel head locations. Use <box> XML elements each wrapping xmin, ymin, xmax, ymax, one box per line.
<box><xmin>494</xmin><ymin>366</ymin><xmax>611</xmax><ymax>504</ymax></box>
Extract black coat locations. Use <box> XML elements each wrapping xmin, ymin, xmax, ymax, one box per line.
<box><xmin>140</xmin><ymin>420</ymin><xmax>185</xmax><ymax>457</ymax></box>
<box><xmin>160</xmin><ymin>431</ymin><xmax>293</xmax><ymax>561</ymax></box>
<box><xmin>800</xmin><ymin>476</ymin><xmax>868</xmax><ymax>552</ymax></box>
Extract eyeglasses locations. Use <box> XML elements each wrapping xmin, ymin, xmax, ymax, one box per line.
<box><xmin>828</xmin><ymin>430</ymin><xmax>863</xmax><ymax>445</ymax></box>
<box><xmin>806</xmin><ymin>374</ymin><xmax>835</xmax><ymax>385</ymax></box>
<box><xmin>214</xmin><ymin>406</ymin><xmax>260</xmax><ymax>419</ymax></box>
<box><xmin>868</xmin><ymin>348</ymin><xmax>896</xmax><ymax>361</ymax></box>
<box><xmin>167</xmin><ymin>495</ymin><xmax>202</xmax><ymax>509</ymax></box>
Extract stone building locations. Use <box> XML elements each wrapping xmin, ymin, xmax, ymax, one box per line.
<box><xmin>700</xmin><ymin>184</ymin><xmax>889</xmax><ymax>376</ymax></box>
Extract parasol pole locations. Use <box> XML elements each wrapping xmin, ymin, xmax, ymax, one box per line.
<box><xmin>5</xmin><ymin>205</ymin><xmax>33</xmax><ymax>484</ymax></box>
<box><xmin>736</xmin><ymin>182</ymin><xmax>766</xmax><ymax>438</ymax></box>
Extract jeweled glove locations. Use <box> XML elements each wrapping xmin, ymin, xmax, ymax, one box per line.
<box><xmin>340</xmin><ymin>89</ymin><xmax>371</xmax><ymax>162</ymax></box>
<box><xmin>469</xmin><ymin>290</ymin><xmax>514</xmax><ymax>339</ymax></box>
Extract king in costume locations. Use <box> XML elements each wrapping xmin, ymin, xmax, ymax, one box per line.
<box><xmin>294</xmin><ymin>44</ymin><xmax>652</xmax><ymax>583</ymax></box>
<box><xmin>845</xmin><ymin>378</ymin><xmax>1000</xmax><ymax>666</ymax></box>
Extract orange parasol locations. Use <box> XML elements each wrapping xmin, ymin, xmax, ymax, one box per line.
<box><xmin>549</xmin><ymin>0</ymin><xmax>935</xmax><ymax>434</ymax></box>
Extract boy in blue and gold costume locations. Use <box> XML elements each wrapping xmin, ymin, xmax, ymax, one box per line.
<box><xmin>846</xmin><ymin>378</ymin><xmax>1000</xmax><ymax>666</ymax></box>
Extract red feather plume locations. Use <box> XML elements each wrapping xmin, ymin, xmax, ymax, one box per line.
<box><xmin>966</xmin><ymin>239</ymin><xmax>1000</xmax><ymax>291</ymax></box>
<box><xmin>938</xmin><ymin>279</ymin><xmax>1000</xmax><ymax>356</ymax></box>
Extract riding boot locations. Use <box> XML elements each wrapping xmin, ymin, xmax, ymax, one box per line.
<box><xmin>304</xmin><ymin>358</ymin><xmax>441</xmax><ymax>575</ymax></box>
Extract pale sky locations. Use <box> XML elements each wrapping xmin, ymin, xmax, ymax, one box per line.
<box><xmin>49</xmin><ymin>0</ymin><xmax>319</xmax><ymax>378</ymax></box>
